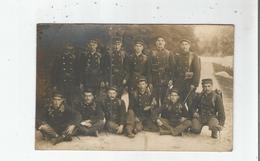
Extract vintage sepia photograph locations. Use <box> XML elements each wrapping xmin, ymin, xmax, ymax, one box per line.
<box><xmin>35</xmin><ymin>24</ymin><xmax>234</xmax><ymax>151</ymax></box>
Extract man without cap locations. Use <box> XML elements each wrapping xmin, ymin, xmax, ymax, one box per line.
<box><xmin>148</xmin><ymin>36</ymin><xmax>174</xmax><ymax>107</ymax></box>
<box><xmin>156</xmin><ymin>89</ymin><xmax>191</xmax><ymax>136</ymax></box>
<box><xmin>51</xmin><ymin>43</ymin><xmax>79</xmax><ymax>105</ymax></box>
<box><xmin>74</xmin><ymin>89</ymin><xmax>105</xmax><ymax>136</ymax></box>
<box><xmin>126</xmin><ymin>40</ymin><xmax>149</xmax><ymax>92</ymax></box>
<box><xmin>103</xmin><ymin>37</ymin><xmax>128</xmax><ymax>93</ymax></box>
<box><xmin>191</xmin><ymin>79</ymin><xmax>225</xmax><ymax>138</ymax></box>
<box><xmin>126</xmin><ymin>76</ymin><xmax>158</xmax><ymax>138</ymax></box>
<box><xmin>36</xmin><ymin>92</ymin><xmax>81</xmax><ymax>145</ymax></box>
<box><xmin>78</xmin><ymin>39</ymin><xmax>106</xmax><ymax>93</ymax></box>
<box><xmin>173</xmin><ymin>39</ymin><xmax>201</xmax><ymax>116</ymax></box>
<box><xmin>102</xmin><ymin>86</ymin><xmax>127</xmax><ymax>134</ymax></box>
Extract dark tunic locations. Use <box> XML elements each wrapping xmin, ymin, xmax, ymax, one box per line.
<box><xmin>75</xmin><ymin>101</ymin><xmax>104</xmax><ymax>123</ymax></box>
<box><xmin>37</xmin><ymin>102</ymin><xmax>81</xmax><ymax>133</ymax></box>
<box><xmin>159</xmin><ymin>101</ymin><xmax>189</xmax><ymax>127</ymax></box>
<box><xmin>192</xmin><ymin>91</ymin><xmax>225</xmax><ymax>126</ymax></box>
<box><xmin>102</xmin><ymin>98</ymin><xmax>127</xmax><ymax>125</ymax></box>
<box><xmin>103</xmin><ymin>49</ymin><xmax>128</xmax><ymax>90</ymax></box>
<box><xmin>79</xmin><ymin>50</ymin><xmax>104</xmax><ymax>90</ymax></box>
<box><xmin>126</xmin><ymin>52</ymin><xmax>149</xmax><ymax>89</ymax></box>
<box><xmin>128</xmin><ymin>88</ymin><xmax>157</xmax><ymax>121</ymax></box>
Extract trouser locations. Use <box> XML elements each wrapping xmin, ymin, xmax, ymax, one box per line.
<box><xmin>39</xmin><ymin>124</ymin><xmax>77</xmax><ymax>139</ymax></box>
<box><xmin>125</xmin><ymin>109</ymin><xmax>158</xmax><ymax>134</ymax></box>
<box><xmin>158</xmin><ymin>118</ymin><xmax>192</xmax><ymax>136</ymax></box>
<box><xmin>191</xmin><ymin>117</ymin><xmax>220</xmax><ymax>134</ymax></box>
<box><xmin>153</xmin><ymin>84</ymin><xmax>168</xmax><ymax>108</ymax></box>
<box><xmin>56</xmin><ymin>82</ymin><xmax>78</xmax><ymax>105</ymax></box>
<box><xmin>77</xmin><ymin>120</ymin><xmax>105</xmax><ymax>136</ymax></box>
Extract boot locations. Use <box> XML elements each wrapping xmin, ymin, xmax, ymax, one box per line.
<box><xmin>171</xmin><ymin>120</ymin><xmax>192</xmax><ymax>136</ymax></box>
<box><xmin>211</xmin><ymin>130</ymin><xmax>218</xmax><ymax>139</ymax></box>
<box><xmin>50</xmin><ymin>136</ymin><xmax>64</xmax><ymax>145</ymax></box>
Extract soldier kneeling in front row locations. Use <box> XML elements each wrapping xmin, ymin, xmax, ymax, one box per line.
<box><xmin>37</xmin><ymin>92</ymin><xmax>81</xmax><ymax>145</ymax></box>
<box><xmin>102</xmin><ymin>86</ymin><xmax>127</xmax><ymax>135</ymax></box>
<box><xmin>156</xmin><ymin>89</ymin><xmax>192</xmax><ymax>136</ymax></box>
<box><xmin>191</xmin><ymin>78</ymin><xmax>225</xmax><ymax>139</ymax></box>
<box><xmin>74</xmin><ymin>89</ymin><xmax>105</xmax><ymax>137</ymax></box>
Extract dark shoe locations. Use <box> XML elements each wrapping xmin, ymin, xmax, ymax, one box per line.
<box><xmin>127</xmin><ymin>133</ymin><xmax>135</xmax><ymax>138</ymax></box>
<box><xmin>50</xmin><ymin>137</ymin><xmax>64</xmax><ymax>145</ymax></box>
<box><xmin>211</xmin><ymin>131</ymin><xmax>218</xmax><ymax>139</ymax></box>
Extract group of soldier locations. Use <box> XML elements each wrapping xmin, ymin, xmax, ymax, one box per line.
<box><xmin>36</xmin><ymin>36</ymin><xmax>226</xmax><ymax>145</ymax></box>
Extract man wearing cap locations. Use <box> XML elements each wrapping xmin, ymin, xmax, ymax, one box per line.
<box><xmin>126</xmin><ymin>40</ymin><xmax>149</xmax><ymax>91</ymax></box>
<box><xmin>126</xmin><ymin>76</ymin><xmax>158</xmax><ymax>138</ymax></box>
<box><xmin>102</xmin><ymin>86</ymin><xmax>127</xmax><ymax>134</ymax></box>
<box><xmin>36</xmin><ymin>92</ymin><xmax>81</xmax><ymax>145</ymax></box>
<box><xmin>191</xmin><ymin>79</ymin><xmax>225</xmax><ymax>138</ymax></box>
<box><xmin>79</xmin><ymin>39</ymin><xmax>105</xmax><ymax>93</ymax></box>
<box><xmin>173</xmin><ymin>39</ymin><xmax>201</xmax><ymax>115</ymax></box>
<box><xmin>156</xmin><ymin>89</ymin><xmax>192</xmax><ymax>136</ymax></box>
<box><xmin>148</xmin><ymin>36</ymin><xmax>174</xmax><ymax>107</ymax></box>
<box><xmin>103</xmin><ymin>37</ymin><xmax>128</xmax><ymax>92</ymax></box>
<box><xmin>51</xmin><ymin>43</ymin><xmax>79</xmax><ymax>105</ymax></box>
<box><xmin>74</xmin><ymin>89</ymin><xmax>105</xmax><ymax>136</ymax></box>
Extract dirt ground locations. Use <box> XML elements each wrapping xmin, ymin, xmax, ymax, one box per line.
<box><xmin>35</xmin><ymin>57</ymin><xmax>233</xmax><ymax>151</ymax></box>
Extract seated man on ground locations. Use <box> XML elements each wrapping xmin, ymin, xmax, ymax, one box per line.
<box><xmin>102</xmin><ymin>86</ymin><xmax>127</xmax><ymax>135</ymax></box>
<box><xmin>126</xmin><ymin>76</ymin><xmax>158</xmax><ymax>138</ymax></box>
<box><xmin>36</xmin><ymin>92</ymin><xmax>81</xmax><ymax>145</ymax></box>
<box><xmin>74</xmin><ymin>89</ymin><xmax>105</xmax><ymax>137</ymax></box>
<box><xmin>191</xmin><ymin>78</ymin><xmax>225</xmax><ymax>139</ymax></box>
<box><xmin>156</xmin><ymin>89</ymin><xmax>192</xmax><ymax>136</ymax></box>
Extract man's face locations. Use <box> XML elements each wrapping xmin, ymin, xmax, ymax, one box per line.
<box><xmin>169</xmin><ymin>92</ymin><xmax>180</xmax><ymax>104</ymax></box>
<box><xmin>137</xmin><ymin>81</ymin><xmax>147</xmax><ymax>91</ymax></box>
<box><xmin>107</xmin><ymin>90</ymin><xmax>117</xmax><ymax>100</ymax></box>
<box><xmin>88</xmin><ymin>42</ymin><xmax>98</xmax><ymax>51</ymax></box>
<box><xmin>155</xmin><ymin>37</ymin><xmax>166</xmax><ymax>49</ymax></box>
<box><xmin>202</xmin><ymin>83</ymin><xmax>213</xmax><ymax>94</ymax></box>
<box><xmin>180</xmin><ymin>41</ymin><xmax>191</xmax><ymax>53</ymax></box>
<box><xmin>52</xmin><ymin>96</ymin><xmax>64</xmax><ymax>109</ymax></box>
<box><xmin>134</xmin><ymin>44</ymin><xmax>144</xmax><ymax>53</ymax></box>
<box><xmin>83</xmin><ymin>92</ymin><xmax>94</xmax><ymax>104</ymax></box>
<box><xmin>113</xmin><ymin>42</ymin><xmax>122</xmax><ymax>51</ymax></box>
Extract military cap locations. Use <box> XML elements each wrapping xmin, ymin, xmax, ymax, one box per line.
<box><xmin>107</xmin><ymin>86</ymin><xmax>118</xmax><ymax>92</ymax></box>
<box><xmin>135</xmin><ymin>39</ymin><xmax>144</xmax><ymax>46</ymax></box>
<box><xmin>52</xmin><ymin>92</ymin><xmax>64</xmax><ymax>98</ymax></box>
<box><xmin>83</xmin><ymin>88</ymin><xmax>95</xmax><ymax>94</ymax></box>
<box><xmin>89</xmin><ymin>39</ymin><xmax>98</xmax><ymax>44</ymax></box>
<box><xmin>201</xmin><ymin>78</ymin><xmax>213</xmax><ymax>85</ymax></box>
<box><xmin>137</xmin><ymin>76</ymin><xmax>147</xmax><ymax>83</ymax></box>
<box><xmin>179</xmin><ymin>39</ymin><xmax>191</xmax><ymax>44</ymax></box>
<box><xmin>112</xmin><ymin>37</ymin><xmax>122</xmax><ymax>43</ymax></box>
<box><xmin>169</xmin><ymin>88</ymin><xmax>180</xmax><ymax>95</ymax></box>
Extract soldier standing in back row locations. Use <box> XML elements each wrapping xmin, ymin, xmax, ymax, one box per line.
<box><xmin>126</xmin><ymin>40</ymin><xmax>149</xmax><ymax>92</ymax></box>
<box><xmin>173</xmin><ymin>39</ymin><xmax>201</xmax><ymax>115</ymax></box>
<box><xmin>191</xmin><ymin>79</ymin><xmax>225</xmax><ymax>139</ymax></box>
<box><xmin>51</xmin><ymin>43</ymin><xmax>79</xmax><ymax>105</ymax></box>
<box><xmin>103</xmin><ymin>37</ymin><xmax>128</xmax><ymax>93</ymax></box>
<box><xmin>148</xmin><ymin>36</ymin><xmax>174</xmax><ymax>107</ymax></box>
<box><xmin>79</xmin><ymin>39</ymin><xmax>105</xmax><ymax>94</ymax></box>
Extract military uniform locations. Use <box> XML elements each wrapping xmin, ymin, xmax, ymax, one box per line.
<box><xmin>37</xmin><ymin>101</ymin><xmax>81</xmax><ymax>143</ymax></box>
<box><xmin>173</xmin><ymin>51</ymin><xmax>201</xmax><ymax>113</ymax></box>
<box><xmin>148</xmin><ymin>48</ymin><xmax>173</xmax><ymax>106</ymax></box>
<box><xmin>126</xmin><ymin>87</ymin><xmax>158</xmax><ymax>134</ymax></box>
<box><xmin>51</xmin><ymin>48</ymin><xmax>79</xmax><ymax>104</ymax></box>
<box><xmin>156</xmin><ymin>100</ymin><xmax>191</xmax><ymax>136</ymax></box>
<box><xmin>79</xmin><ymin>49</ymin><xmax>104</xmax><ymax>92</ymax></box>
<box><xmin>126</xmin><ymin>52</ymin><xmax>149</xmax><ymax>90</ymax></box>
<box><xmin>103</xmin><ymin>48</ymin><xmax>127</xmax><ymax>92</ymax></box>
<box><xmin>102</xmin><ymin>98</ymin><xmax>127</xmax><ymax>133</ymax></box>
<box><xmin>75</xmin><ymin>100</ymin><xmax>105</xmax><ymax>136</ymax></box>
<box><xmin>191</xmin><ymin>90</ymin><xmax>225</xmax><ymax>138</ymax></box>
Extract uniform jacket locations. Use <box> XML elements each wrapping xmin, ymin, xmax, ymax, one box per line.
<box><xmin>102</xmin><ymin>98</ymin><xmax>127</xmax><ymax>125</ymax></box>
<box><xmin>192</xmin><ymin>91</ymin><xmax>225</xmax><ymax>126</ymax></box>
